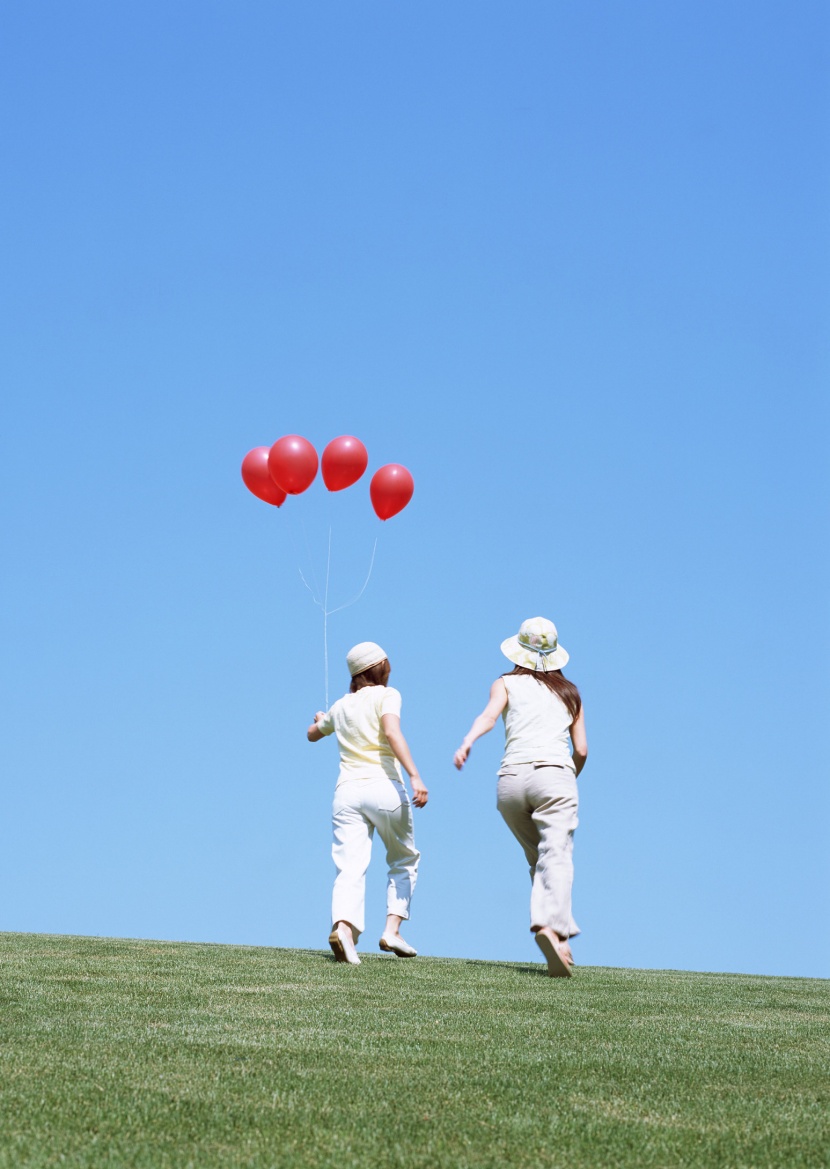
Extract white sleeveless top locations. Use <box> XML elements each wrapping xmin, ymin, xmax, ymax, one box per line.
<box><xmin>501</xmin><ymin>674</ymin><xmax>575</xmax><ymax>772</ymax></box>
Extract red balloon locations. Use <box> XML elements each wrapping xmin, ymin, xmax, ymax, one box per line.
<box><xmin>370</xmin><ymin>464</ymin><xmax>414</xmax><ymax>521</ymax></box>
<box><xmin>322</xmin><ymin>435</ymin><xmax>369</xmax><ymax>492</ymax></box>
<box><xmin>268</xmin><ymin>435</ymin><xmax>319</xmax><ymax>495</ymax></box>
<box><xmin>241</xmin><ymin>447</ymin><xmax>287</xmax><ymax>507</ymax></box>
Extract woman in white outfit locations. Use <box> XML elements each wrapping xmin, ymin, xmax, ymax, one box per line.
<box><xmin>454</xmin><ymin>618</ymin><xmax>588</xmax><ymax>977</ymax></box>
<box><xmin>308</xmin><ymin>641</ymin><xmax>428</xmax><ymax>966</ymax></box>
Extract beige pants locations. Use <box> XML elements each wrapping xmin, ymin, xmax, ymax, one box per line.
<box><xmin>331</xmin><ymin>777</ymin><xmax>420</xmax><ymax>936</ymax></box>
<box><xmin>497</xmin><ymin>763</ymin><xmax>580</xmax><ymax>939</ymax></box>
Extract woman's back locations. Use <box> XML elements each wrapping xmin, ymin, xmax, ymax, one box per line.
<box><xmin>322</xmin><ymin>685</ymin><xmax>403</xmax><ymax>783</ymax></box>
<box><xmin>501</xmin><ymin>673</ymin><xmax>575</xmax><ymax>771</ymax></box>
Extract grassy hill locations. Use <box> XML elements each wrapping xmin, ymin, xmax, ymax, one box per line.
<box><xmin>0</xmin><ymin>933</ymin><xmax>826</xmax><ymax>1168</ymax></box>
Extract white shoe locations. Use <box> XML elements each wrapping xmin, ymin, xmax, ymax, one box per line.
<box><xmin>329</xmin><ymin>925</ymin><xmax>361</xmax><ymax>965</ymax></box>
<box><xmin>379</xmin><ymin>933</ymin><xmax>417</xmax><ymax>958</ymax></box>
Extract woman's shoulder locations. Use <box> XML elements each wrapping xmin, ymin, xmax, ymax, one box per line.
<box><xmin>502</xmin><ymin>673</ymin><xmax>562</xmax><ymax>702</ymax></box>
<box><xmin>380</xmin><ymin>685</ymin><xmax>403</xmax><ymax>713</ymax></box>
<box><xmin>351</xmin><ymin>684</ymin><xmax>402</xmax><ymax>707</ymax></box>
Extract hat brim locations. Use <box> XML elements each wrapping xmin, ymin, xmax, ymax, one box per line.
<box><xmin>500</xmin><ymin>635</ymin><xmax>569</xmax><ymax>672</ymax></box>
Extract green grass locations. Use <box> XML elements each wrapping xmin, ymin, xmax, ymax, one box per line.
<box><xmin>0</xmin><ymin>934</ymin><xmax>827</xmax><ymax>1168</ymax></box>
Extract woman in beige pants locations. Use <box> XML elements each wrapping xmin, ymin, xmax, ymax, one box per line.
<box><xmin>454</xmin><ymin>618</ymin><xmax>588</xmax><ymax>977</ymax></box>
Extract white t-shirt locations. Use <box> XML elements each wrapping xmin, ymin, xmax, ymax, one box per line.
<box><xmin>317</xmin><ymin>685</ymin><xmax>403</xmax><ymax>784</ymax></box>
<box><xmin>501</xmin><ymin>674</ymin><xmax>575</xmax><ymax>772</ymax></box>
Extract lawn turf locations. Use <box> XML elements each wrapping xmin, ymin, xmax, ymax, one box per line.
<box><xmin>0</xmin><ymin>933</ymin><xmax>827</xmax><ymax>1168</ymax></box>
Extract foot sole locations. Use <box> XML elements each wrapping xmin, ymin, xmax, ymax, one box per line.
<box><xmin>535</xmin><ymin>932</ymin><xmax>572</xmax><ymax>978</ymax></box>
<box><xmin>329</xmin><ymin>929</ymin><xmax>360</xmax><ymax>964</ymax></box>
<box><xmin>329</xmin><ymin>929</ymin><xmax>348</xmax><ymax>962</ymax></box>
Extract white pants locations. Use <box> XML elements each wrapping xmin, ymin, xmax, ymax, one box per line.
<box><xmin>331</xmin><ymin>777</ymin><xmax>420</xmax><ymax>936</ymax></box>
<box><xmin>497</xmin><ymin>763</ymin><xmax>580</xmax><ymax>939</ymax></box>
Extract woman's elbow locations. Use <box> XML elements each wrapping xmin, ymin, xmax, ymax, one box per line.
<box><xmin>385</xmin><ymin>730</ymin><xmax>403</xmax><ymax>753</ymax></box>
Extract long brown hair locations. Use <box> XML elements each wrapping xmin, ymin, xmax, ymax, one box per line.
<box><xmin>503</xmin><ymin>665</ymin><xmax>582</xmax><ymax>722</ymax></box>
<box><xmin>349</xmin><ymin>659</ymin><xmax>391</xmax><ymax>692</ymax></box>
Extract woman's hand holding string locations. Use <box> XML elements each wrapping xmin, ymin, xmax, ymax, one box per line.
<box><xmin>307</xmin><ymin>711</ymin><xmax>327</xmax><ymax>742</ymax></box>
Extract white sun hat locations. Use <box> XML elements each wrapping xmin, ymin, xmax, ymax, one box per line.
<box><xmin>500</xmin><ymin>617</ymin><xmax>569</xmax><ymax>672</ymax></box>
<box><xmin>346</xmin><ymin>641</ymin><xmax>388</xmax><ymax>677</ymax></box>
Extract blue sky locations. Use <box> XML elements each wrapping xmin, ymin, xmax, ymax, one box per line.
<box><xmin>1</xmin><ymin>2</ymin><xmax>827</xmax><ymax>978</ymax></box>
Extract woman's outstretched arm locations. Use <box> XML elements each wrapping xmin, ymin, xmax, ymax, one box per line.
<box><xmin>454</xmin><ymin>679</ymin><xmax>509</xmax><ymax>770</ymax></box>
<box><xmin>380</xmin><ymin>714</ymin><xmax>429</xmax><ymax>807</ymax></box>
<box><xmin>307</xmin><ymin>712</ymin><xmax>327</xmax><ymax>742</ymax></box>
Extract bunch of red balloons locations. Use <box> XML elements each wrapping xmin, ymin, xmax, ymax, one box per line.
<box><xmin>241</xmin><ymin>435</ymin><xmax>414</xmax><ymax>521</ymax></box>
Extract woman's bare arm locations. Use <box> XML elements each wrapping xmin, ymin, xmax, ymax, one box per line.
<box><xmin>380</xmin><ymin>714</ymin><xmax>428</xmax><ymax>807</ymax></box>
<box><xmin>307</xmin><ymin>712</ymin><xmax>326</xmax><ymax>742</ymax></box>
<box><xmin>570</xmin><ymin>707</ymin><xmax>588</xmax><ymax>776</ymax></box>
<box><xmin>453</xmin><ymin>679</ymin><xmax>509</xmax><ymax>770</ymax></box>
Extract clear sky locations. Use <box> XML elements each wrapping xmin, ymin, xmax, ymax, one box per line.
<box><xmin>2</xmin><ymin>2</ymin><xmax>827</xmax><ymax>978</ymax></box>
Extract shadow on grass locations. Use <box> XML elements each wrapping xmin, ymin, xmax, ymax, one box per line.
<box><xmin>297</xmin><ymin>946</ymin><xmax>559</xmax><ymax>978</ymax></box>
<box><xmin>457</xmin><ymin>960</ymin><xmax>553</xmax><ymax>977</ymax></box>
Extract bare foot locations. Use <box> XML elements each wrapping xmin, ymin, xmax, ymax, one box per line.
<box><xmin>534</xmin><ymin>928</ymin><xmax>572</xmax><ymax>978</ymax></box>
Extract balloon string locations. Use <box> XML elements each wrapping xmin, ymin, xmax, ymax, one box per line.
<box><xmin>323</xmin><ymin>523</ymin><xmax>332</xmax><ymax>710</ymax></box>
<box><xmin>284</xmin><ymin>501</ymin><xmax>377</xmax><ymax>711</ymax></box>
<box><xmin>300</xmin><ymin>514</ymin><xmax>323</xmax><ymax>606</ymax></box>
<box><xmin>316</xmin><ymin>530</ymin><xmax>378</xmax><ymax>707</ymax></box>
<box><xmin>284</xmin><ymin>508</ymin><xmax>322</xmax><ymax>607</ymax></box>
<box><xmin>298</xmin><ymin>565</ymin><xmax>320</xmax><ymax>605</ymax></box>
<box><xmin>326</xmin><ymin>536</ymin><xmax>379</xmax><ymax>616</ymax></box>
